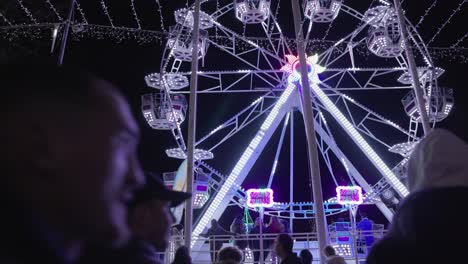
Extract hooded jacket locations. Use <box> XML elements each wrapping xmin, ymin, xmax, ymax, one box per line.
<box><xmin>367</xmin><ymin>129</ymin><xmax>468</xmax><ymax>263</ymax></box>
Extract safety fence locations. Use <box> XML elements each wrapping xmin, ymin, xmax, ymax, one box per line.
<box><xmin>162</xmin><ymin>230</ymin><xmax>387</xmax><ymax>263</ymax></box>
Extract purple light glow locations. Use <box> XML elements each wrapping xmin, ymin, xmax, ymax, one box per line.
<box><xmin>246</xmin><ymin>188</ymin><xmax>274</xmax><ymax>208</ymax></box>
<box><xmin>336</xmin><ymin>186</ymin><xmax>363</xmax><ymax>205</ymax></box>
<box><xmin>196</xmin><ymin>184</ymin><xmax>208</xmax><ymax>192</ymax></box>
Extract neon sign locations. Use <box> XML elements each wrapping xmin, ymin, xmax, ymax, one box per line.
<box><xmin>336</xmin><ymin>186</ymin><xmax>363</xmax><ymax>205</ymax></box>
<box><xmin>246</xmin><ymin>188</ymin><xmax>274</xmax><ymax>208</ymax></box>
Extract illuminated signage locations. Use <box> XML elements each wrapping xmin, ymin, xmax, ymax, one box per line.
<box><xmin>246</xmin><ymin>188</ymin><xmax>274</xmax><ymax>208</ymax></box>
<box><xmin>336</xmin><ymin>186</ymin><xmax>363</xmax><ymax>205</ymax></box>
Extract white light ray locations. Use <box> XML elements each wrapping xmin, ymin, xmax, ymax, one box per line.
<box><xmin>191</xmin><ymin>83</ymin><xmax>296</xmax><ymax>248</ymax></box>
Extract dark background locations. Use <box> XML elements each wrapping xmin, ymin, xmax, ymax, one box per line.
<box><xmin>1</xmin><ymin>0</ymin><xmax>467</xmax><ymax>232</ymax></box>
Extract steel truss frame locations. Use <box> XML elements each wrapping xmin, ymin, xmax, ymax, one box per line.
<box><xmin>154</xmin><ymin>1</ymin><xmax>438</xmax><ymax>253</ymax></box>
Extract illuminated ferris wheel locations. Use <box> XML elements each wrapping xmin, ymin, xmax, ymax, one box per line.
<box><xmin>140</xmin><ymin>0</ymin><xmax>454</xmax><ymax>253</ymax></box>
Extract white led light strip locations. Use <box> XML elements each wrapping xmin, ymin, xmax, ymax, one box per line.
<box><xmin>191</xmin><ymin>84</ymin><xmax>296</xmax><ymax>248</ymax></box>
<box><xmin>310</xmin><ymin>81</ymin><xmax>409</xmax><ymax>197</ymax></box>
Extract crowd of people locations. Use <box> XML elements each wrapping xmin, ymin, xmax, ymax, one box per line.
<box><xmin>2</xmin><ymin>61</ymin><xmax>467</xmax><ymax>264</ymax></box>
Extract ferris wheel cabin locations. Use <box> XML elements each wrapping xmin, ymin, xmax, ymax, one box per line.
<box><xmin>141</xmin><ymin>92</ymin><xmax>188</xmax><ymax>130</ymax></box>
<box><xmin>234</xmin><ymin>0</ymin><xmax>271</xmax><ymax>24</ymax></box>
<box><xmin>304</xmin><ymin>0</ymin><xmax>342</xmax><ymax>23</ymax></box>
<box><xmin>402</xmin><ymin>87</ymin><xmax>454</xmax><ymax>122</ymax></box>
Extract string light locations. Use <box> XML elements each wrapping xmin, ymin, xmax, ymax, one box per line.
<box><xmin>450</xmin><ymin>32</ymin><xmax>468</xmax><ymax>48</ymax></box>
<box><xmin>75</xmin><ymin>0</ymin><xmax>88</xmax><ymax>24</ymax></box>
<box><xmin>130</xmin><ymin>0</ymin><xmax>141</xmax><ymax>29</ymax></box>
<box><xmin>154</xmin><ymin>0</ymin><xmax>166</xmax><ymax>32</ymax></box>
<box><xmin>322</xmin><ymin>19</ymin><xmax>334</xmax><ymax>41</ymax></box>
<box><xmin>100</xmin><ymin>0</ymin><xmax>115</xmax><ymax>27</ymax></box>
<box><xmin>427</xmin><ymin>0</ymin><xmax>466</xmax><ymax>46</ymax></box>
<box><xmin>1</xmin><ymin>22</ymin><xmax>467</xmax><ymax>62</ymax></box>
<box><xmin>215</xmin><ymin>0</ymin><xmax>219</xmax><ymax>39</ymax></box>
<box><xmin>45</xmin><ymin>0</ymin><xmax>63</xmax><ymax>22</ymax></box>
<box><xmin>269</xmin><ymin>0</ymin><xmax>281</xmax><ymax>35</ymax></box>
<box><xmin>0</xmin><ymin>11</ymin><xmax>13</xmax><ymax>26</ymax></box>
<box><xmin>16</xmin><ymin>0</ymin><xmax>37</xmax><ymax>24</ymax></box>
<box><xmin>414</xmin><ymin>0</ymin><xmax>437</xmax><ymax>29</ymax></box>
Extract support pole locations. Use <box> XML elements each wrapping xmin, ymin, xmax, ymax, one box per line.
<box><xmin>58</xmin><ymin>0</ymin><xmax>75</xmax><ymax>65</ymax></box>
<box><xmin>289</xmin><ymin>110</ymin><xmax>294</xmax><ymax>234</ymax></box>
<box><xmin>290</xmin><ymin>0</ymin><xmax>328</xmax><ymax>262</ymax></box>
<box><xmin>185</xmin><ymin>0</ymin><xmax>201</xmax><ymax>250</ymax></box>
<box><xmin>394</xmin><ymin>0</ymin><xmax>431</xmax><ymax>135</ymax></box>
<box><xmin>350</xmin><ymin>206</ymin><xmax>359</xmax><ymax>264</ymax></box>
<box><xmin>260</xmin><ymin>208</ymin><xmax>265</xmax><ymax>264</ymax></box>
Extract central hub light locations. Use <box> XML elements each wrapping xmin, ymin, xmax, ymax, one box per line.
<box><xmin>292</xmin><ymin>60</ymin><xmax>313</xmax><ymax>74</ymax></box>
<box><xmin>280</xmin><ymin>54</ymin><xmax>325</xmax><ymax>84</ymax></box>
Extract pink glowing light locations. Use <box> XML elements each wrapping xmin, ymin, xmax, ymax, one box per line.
<box><xmin>336</xmin><ymin>186</ymin><xmax>363</xmax><ymax>205</ymax></box>
<box><xmin>246</xmin><ymin>188</ymin><xmax>274</xmax><ymax>208</ymax></box>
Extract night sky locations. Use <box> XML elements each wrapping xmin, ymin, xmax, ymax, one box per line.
<box><xmin>1</xmin><ymin>0</ymin><xmax>467</xmax><ymax>232</ymax></box>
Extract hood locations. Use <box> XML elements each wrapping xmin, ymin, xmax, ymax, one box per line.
<box><xmin>407</xmin><ymin>129</ymin><xmax>468</xmax><ymax>192</ymax></box>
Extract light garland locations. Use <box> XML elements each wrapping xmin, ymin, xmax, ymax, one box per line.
<box><xmin>17</xmin><ymin>0</ymin><xmax>37</xmax><ymax>24</ymax></box>
<box><xmin>130</xmin><ymin>0</ymin><xmax>141</xmax><ymax>29</ymax></box>
<box><xmin>451</xmin><ymin>32</ymin><xmax>468</xmax><ymax>48</ymax></box>
<box><xmin>322</xmin><ymin>0</ymin><xmax>350</xmax><ymax>41</ymax></box>
<box><xmin>269</xmin><ymin>0</ymin><xmax>281</xmax><ymax>35</ymax></box>
<box><xmin>414</xmin><ymin>0</ymin><xmax>438</xmax><ymax>29</ymax></box>
<box><xmin>322</xmin><ymin>18</ymin><xmax>334</xmax><ymax>41</ymax></box>
<box><xmin>0</xmin><ymin>11</ymin><xmax>13</xmax><ymax>26</ymax></box>
<box><xmin>75</xmin><ymin>0</ymin><xmax>88</xmax><ymax>24</ymax></box>
<box><xmin>45</xmin><ymin>0</ymin><xmax>63</xmax><ymax>22</ymax></box>
<box><xmin>100</xmin><ymin>0</ymin><xmax>115</xmax><ymax>27</ymax></box>
<box><xmin>154</xmin><ymin>0</ymin><xmax>166</xmax><ymax>32</ymax></box>
<box><xmin>1</xmin><ymin>23</ymin><xmax>467</xmax><ymax>63</ymax></box>
<box><xmin>74</xmin><ymin>24</ymin><xmax>164</xmax><ymax>45</ymax></box>
<box><xmin>427</xmin><ymin>0</ymin><xmax>466</xmax><ymax>46</ymax></box>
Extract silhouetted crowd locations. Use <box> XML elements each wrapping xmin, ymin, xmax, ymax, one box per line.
<box><xmin>2</xmin><ymin>61</ymin><xmax>467</xmax><ymax>264</ymax></box>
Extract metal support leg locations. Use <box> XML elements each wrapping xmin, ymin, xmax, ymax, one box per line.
<box><xmin>290</xmin><ymin>110</ymin><xmax>294</xmax><ymax>233</ymax></box>
<box><xmin>350</xmin><ymin>206</ymin><xmax>359</xmax><ymax>264</ymax></box>
<box><xmin>185</xmin><ymin>0</ymin><xmax>201</xmax><ymax>250</ymax></box>
<box><xmin>291</xmin><ymin>0</ymin><xmax>329</xmax><ymax>262</ymax></box>
<box><xmin>260</xmin><ymin>208</ymin><xmax>264</xmax><ymax>264</ymax></box>
<box><xmin>394</xmin><ymin>0</ymin><xmax>431</xmax><ymax>135</ymax></box>
<box><xmin>58</xmin><ymin>0</ymin><xmax>75</xmax><ymax>65</ymax></box>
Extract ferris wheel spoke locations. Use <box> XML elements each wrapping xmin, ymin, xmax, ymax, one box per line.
<box><xmin>320</xmin><ymin>35</ymin><xmax>366</xmax><ymax>69</ymax></box>
<box><xmin>210</xmin><ymin>2</ymin><xmax>234</xmax><ymax>21</ymax></box>
<box><xmin>214</xmin><ymin>22</ymin><xmax>287</xmax><ymax>64</ymax></box>
<box><xmin>191</xmin><ymin>85</ymin><xmax>297</xmax><ymax>247</ymax></box>
<box><xmin>310</xmin><ymin>114</ymin><xmax>395</xmax><ymax>220</ymax></box>
<box><xmin>260</xmin><ymin>14</ymin><xmax>293</xmax><ymax>57</ymax></box>
<box><xmin>206</xmin><ymin>36</ymin><xmax>282</xmax><ymax>84</ymax></box>
<box><xmin>166</xmin><ymin>70</ymin><xmax>285</xmax><ymax>93</ymax></box>
<box><xmin>195</xmin><ymin>91</ymin><xmax>278</xmax><ymax>150</ymax></box>
<box><xmin>306</xmin><ymin>80</ymin><xmax>409</xmax><ymax>197</ymax></box>
<box><xmin>319</xmin><ymin>82</ymin><xmax>419</xmax><ymax>143</ymax></box>
<box><xmin>340</xmin><ymin>4</ymin><xmax>365</xmax><ymax>21</ymax></box>
<box><xmin>321</xmin><ymin>67</ymin><xmax>415</xmax><ymax>91</ymax></box>
<box><xmin>406</xmin><ymin>21</ymin><xmax>434</xmax><ymax>67</ymax></box>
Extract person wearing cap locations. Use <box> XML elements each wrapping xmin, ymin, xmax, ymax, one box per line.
<box><xmin>80</xmin><ymin>172</ymin><xmax>191</xmax><ymax>264</ymax></box>
<box><xmin>0</xmin><ymin>63</ymin><xmax>144</xmax><ymax>264</ymax></box>
<box><xmin>367</xmin><ymin>129</ymin><xmax>468</xmax><ymax>263</ymax></box>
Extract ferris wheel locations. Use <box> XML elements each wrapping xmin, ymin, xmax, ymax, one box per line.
<box><xmin>140</xmin><ymin>0</ymin><xmax>453</xmax><ymax>252</ymax></box>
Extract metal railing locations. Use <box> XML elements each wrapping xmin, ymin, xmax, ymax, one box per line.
<box><xmin>163</xmin><ymin>230</ymin><xmax>387</xmax><ymax>264</ymax></box>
